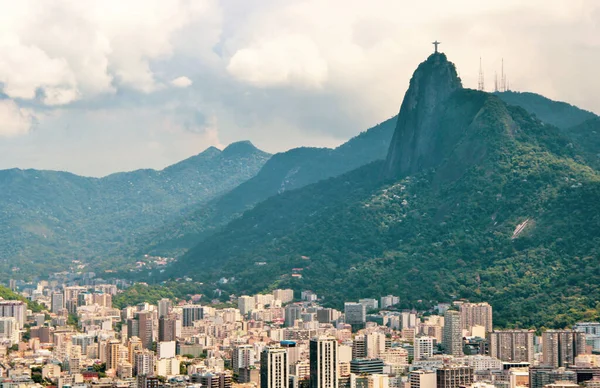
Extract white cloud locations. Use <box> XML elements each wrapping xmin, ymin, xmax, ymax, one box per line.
<box><xmin>0</xmin><ymin>100</ymin><xmax>34</xmax><ymax>137</ymax></box>
<box><xmin>0</xmin><ymin>0</ymin><xmax>219</xmax><ymax>104</ymax></box>
<box><xmin>171</xmin><ymin>76</ymin><xmax>193</xmax><ymax>88</ymax></box>
<box><xmin>227</xmin><ymin>34</ymin><xmax>328</xmax><ymax>88</ymax></box>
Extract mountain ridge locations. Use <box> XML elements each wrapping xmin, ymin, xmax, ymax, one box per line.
<box><xmin>168</xmin><ymin>52</ymin><xmax>600</xmax><ymax>328</ymax></box>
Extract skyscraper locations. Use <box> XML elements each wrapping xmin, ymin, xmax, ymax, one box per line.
<box><xmin>233</xmin><ymin>344</ymin><xmax>255</xmax><ymax>374</ymax></box>
<box><xmin>310</xmin><ymin>336</ymin><xmax>338</xmax><ymax>388</ymax></box>
<box><xmin>238</xmin><ymin>296</ymin><xmax>255</xmax><ymax>315</ymax></box>
<box><xmin>157</xmin><ymin>298</ymin><xmax>172</xmax><ymax>318</ymax></box>
<box><xmin>285</xmin><ymin>304</ymin><xmax>303</xmax><ymax>327</ymax></box>
<box><xmin>51</xmin><ymin>292</ymin><xmax>64</xmax><ymax>314</ymax></box>
<box><xmin>458</xmin><ymin>302</ymin><xmax>493</xmax><ymax>334</ymax></box>
<box><xmin>542</xmin><ymin>330</ymin><xmax>587</xmax><ymax>367</ymax></box>
<box><xmin>414</xmin><ymin>336</ymin><xmax>435</xmax><ymax>360</ymax></box>
<box><xmin>128</xmin><ymin>311</ymin><xmax>154</xmax><ymax>350</ymax></box>
<box><xmin>0</xmin><ymin>301</ymin><xmax>27</xmax><ymax>329</ymax></box>
<box><xmin>107</xmin><ymin>339</ymin><xmax>121</xmax><ymax>371</ymax></box>
<box><xmin>443</xmin><ymin>310</ymin><xmax>463</xmax><ymax>356</ymax></box>
<box><xmin>261</xmin><ymin>346</ymin><xmax>288</xmax><ymax>388</ymax></box>
<box><xmin>158</xmin><ymin>315</ymin><xmax>177</xmax><ymax>342</ymax></box>
<box><xmin>436</xmin><ymin>365</ymin><xmax>473</xmax><ymax>388</ymax></box>
<box><xmin>488</xmin><ymin>330</ymin><xmax>535</xmax><ymax>362</ymax></box>
<box><xmin>344</xmin><ymin>303</ymin><xmax>366</xmax><ymax>331</ymax></box>
<box><xmin>182</xmin><ymin>305</ymin><xmax>204</xmax><ymax>327</ymax></box>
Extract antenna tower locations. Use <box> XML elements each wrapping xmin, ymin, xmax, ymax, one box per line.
<box><xmin>494</xmin><ymin>72</ymin><xmax>498</xmax><ymax>92</ymax></box>
<box><xmin>501</xmin><ymin>59</ymin><xmax>506</xmax><ymax>92</ymax></box>
<box><xmin>477</xmin><ymin>57</ymin><xmax>485</xmax><ymax>91</ymax></box>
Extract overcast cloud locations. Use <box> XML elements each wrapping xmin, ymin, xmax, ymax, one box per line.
<box><xmin>0</xmin><ymin>0</ymin><xmax>598</xmax><ymax>176</ymax></box>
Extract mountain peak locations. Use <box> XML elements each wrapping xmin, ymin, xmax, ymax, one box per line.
<box><xmin>221</xmin><ymin>140</ymin><xmax>260</xmax><ymax>157</ymax></box>
<box><xmin>384</xmin><ymin>53</ymin><xmax>462</xmax><ymax>177</ymax></box>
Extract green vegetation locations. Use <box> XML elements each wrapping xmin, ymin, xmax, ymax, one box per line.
<box><xmin>0</xmin><ymin>142</ymin><xmax>270</xmax><ymax>280</ymax></box>
<box><xmin>112</xmin><ymin>281</ymin><xmax>210</xmax><ymax>309</ymax></box>
<box><xmin>496</xmin><ymin>91</ymin><xmax>596</xmax><ymax>129</ymax></box>
<box><xmin>172</xmin><ymin>90</ymin><xmax>600</xmax><ymax>329</ymax></box>
<box><xmin>137</xmin><ymin>117</ymin><xmax>396</xmax><ymax>257</ymax></box>
<box><xmin>0</xmin><ymin>285</ymin><xmax>44</xmax><ymax>312</ymax></box>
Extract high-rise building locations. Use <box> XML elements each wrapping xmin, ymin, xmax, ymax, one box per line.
<box><xmin>436</xmin><ymin>365</ymin><xmax>473</xmax><ymax>388</ymax></box>
<box><xmin>134</xmin><ymin>349</ymin><xmax>155</xmax><ymax>376</ymax></box>
<box><xmin>458</xmin><ymin>302</ymin><xmax>493</xmax><ymax>334</ymax></box>
<box><xmin>285</xmin><ymin>304</ymin><xmax>303</xmax><ymax>327</ymax></box>
<box><xmin>182</xmin><ymin>305</ymin><xmax>204</xmax><ymax>327</ymax></box>
<box><xmin>191</xmin><ymin>372</ymin><xmax>233</xmax><ymax>388</ymax></box>
<box><xmin>128</xmin><ymin>311</ymin><xmax>154</xmax><ymax>350</ymax></box>
<box><xmin>273</xmin><ymin>289</ymin><xmax>294</xmax><ymax>304</ymax></box>
<box><xmin>233</xmin><ymin>344</ymin><xmax>256</xmax><ymax>374</ymax></box>
<box><xmin>261</xmin><ymin>346</ymin><xmax>288</xmax><ymax>388</ymax></box>
<box><xmin>380</xmin><ymin>296</ymin><xmax>400</xmax><ymax>309</ymax></box>
<box><xmin>0</xmin><ymin>318</ymin><xmax>19</xmax><ymax>345</ymax></box>
<box><xmin>488</xmin><ymin>330</ymin><xmax>535</xmax><ymax>362</ymax></box>
<box><xmin>349</xmin><ymin>359</ymin><xmax>384</xmax><ymax>375</ymax></box>
<box><xmin>51</xmin><ymin>292</ymin><xmax>64</xmax><ymax>314</ymax></box>
<box><xmin>530</xmin><ymin>366</ymin><xmax>577</xmax><ymax>388</ymax></box>
<box><xmin>409</xmin><ymin>370</ymin><xmax>436</xmax><ymax>388</ymax></box>
<box><xmin>310</xmin><ymin>336</ymin><xmax>338</xmax><ymax>388</ymax></box>
<box><xmin>443</xmin><ymin>310</ymin><xmax>463</xmax><ymax>356</ymax></box>
<box><xmin>158</xmin><ymin>315</ymin><xmax>177</xmax><ymax>342</ymax></box>
<box><xmin>542</xmin><ymin>330</ymin><xmax>587</xmax><ymax>367</ymax></box>
<box><xmin>157</xmin><ymin>298</ymin><xmax>172</xmax><ymax>318</ymax></box>
<box><xmin>238</xmin><ymin>296</ymin><xmax>255</xmax><ymax>315</ymax></box>
<box><xmin>0</xmin><ymin>301</ymin><xmax>26</xmax><ymax>329</ymax></box>
<box><xmin>414</xmin><ymin>336</ymin><xmax>435</xmax><ymax>360</ymax></box>
<box><xmin>128</xmin><ymin>337</ymin><xmax>143</xmax><ymax>364</ymax></box>
<box><xmin>107</xmin><ymin>339</ymin><xmax>121</xmax><ymax>371</ymax></box>
<box><xmin>359</xmin><ymin>299</ymin><xmax>379</xmax><ymax>311</ymax></box>
<box><xmin>344</xmin><ymin>303</ymin><xmax>366</xmax><ymax>331</ymax></box>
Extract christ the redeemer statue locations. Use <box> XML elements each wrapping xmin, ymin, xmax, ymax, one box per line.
<box><xmin>432</xmin><ymin>40</ymin><xmax>441</xmax><ymax>53</ymax></box>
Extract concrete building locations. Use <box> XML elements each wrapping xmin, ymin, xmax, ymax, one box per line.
<box><xmin>344</xmin><ymin>303</ymin><xmax>366</xmax><ymax>331</ymax></box>
<box><xmin>233</xmin><ymin>344</ymin><xmax>256</xmax><ymax>374</ymax></box>
<box><xmin>488</xmin><ymin>330</ymin><xmax>535</xmax><ymax>363</ymax></box>
<box><xmin>543</xmin><ymin>330</ymin><xmax>587</xmax><ymax>368</ymax></box>
<box><xmin>182</xmin><ymin>305</ymin><xmax>204</xmax><ymax>327</ymax></box>
<box><xmin>436</xmin><ymin>365</ymin><xmax>474</xmax><ymax>388</ymax></box>
<box><xmin>409</xmin><ymin>370</ymin><xmax>436</xmax><ymax>388</ymax></box>
<box><xmin>51</xmin><ymin>292</ymin><xmax>64</xmax><ymax>314</ymax></box>
<box><xmin>261</xmin><ymin>346</ymin><xmax>288</xmax><ymax>388</ymax></box>
<box><xmin>310</xmin><ymin>336</ymin><xmax>338</xmax><ymax>388</ymax></box>
<box><xmin>238</xmin><ymin>296</ymin><xmax>256</xmax><ymax>316</ymax></box>
<box><xmin>414</xmin><ymin>336</ymin><xmax>435</xmax><ymax>361</ymax></box>
<box><xmin>458</xmin><ymin>302</ymin><xmax>493</xmax><ymax>334</ymax></box>
<box><xmin>530</xmin><ymin>367</ymin><xmax>577</xmax><ymax>388</ymax></box>
<box><xmin>380</xmin><ymin>296</ymin><xmax>400</xmax><ymax>310</ymax></box>
<box><xmin>0</xmin><ymin>301</ymin><xmax>26</xmax><ymax>329</ymax></box>
<box><xmin>273</xmin><ymin>289</ymin><xmax>294</xmax><ymax>304</ymax></box>
<box><xmin>350</xmin><ymin>359</ymin><xmax>384</xmax><ymax>375</ymax></box>
<box><xmin>443</xmin><ymin>310</ymin><xmax>463</xmax><ymax>356</ymax></box>
<box><xmin>285</xmin><ymin>304</ymin><xmax>303</xmax><ymax>327</ymax></box>
<box><xmin>0</xmin><ymin>317</ymin><xmax>19</xmax><ymax>345</ymax></box>
<box><xmin>359</xmin><ymin>299</ymin><xmax>379</xmax><ymax>311</ymax></box>
<box><xmin>157</xmin><ymin>298</ymin><xmax>172</xmax><ymax>318</ymax></box>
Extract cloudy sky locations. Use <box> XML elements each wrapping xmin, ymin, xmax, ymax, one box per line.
<box><xmin>0</xmin><ymin>0</ymin><xmax>598</xmax><ymax>176</ymax></box>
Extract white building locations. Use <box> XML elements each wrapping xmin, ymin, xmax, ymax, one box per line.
<box><xmin>414</xmin><ymin>336</ymin><xmax>435</xmax><ymax>361</ymax></box>
<box><xmin>238</xmin><ymin>296</ymin><xmax>255</xmax><ymax>315</ymax></box>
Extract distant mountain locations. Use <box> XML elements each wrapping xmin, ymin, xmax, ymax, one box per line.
<box><xmin>171</xmin><ymin>53</ymin><xmax>600</xmax><ymax>328</ymax></box>
<box><xmin>0</xmin><ymin>142</ymin><xmax>270</xmax><ymax>278</ymax></box>
<box><xmin>496</xmin><ymin>91</ymin><xmax>596</xmax><ymax>129</ymax></box>
<box><xmin>137</xmin><ymin>116</ymin><xmax>396</xmax><ymax>256</ymax></box>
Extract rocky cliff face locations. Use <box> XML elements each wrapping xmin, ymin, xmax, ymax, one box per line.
<box><xmin>384</xmin><ymin>53</ymin><xmax>462</xmax><ymax>178</ymax></box>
